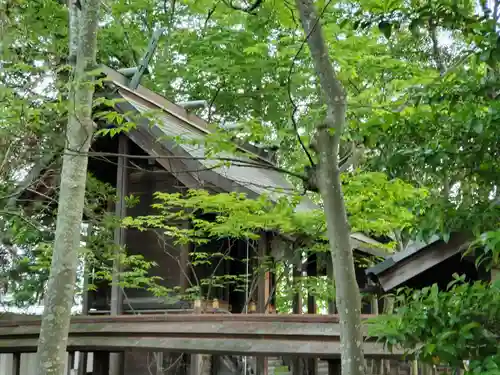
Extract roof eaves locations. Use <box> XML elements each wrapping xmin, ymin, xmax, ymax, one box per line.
<box><xmin>102</xmin><ymin>65</ymin><xmax>275</xmax><ymax>166</ymax></box>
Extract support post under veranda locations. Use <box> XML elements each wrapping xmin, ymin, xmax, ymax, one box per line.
<box><xmin>109</xmin><ymin>134</ymin><xmax>129</xmax><ymax>375</ymax></box>
<box><xmin>306</xmin><ymin>252</ymin><xmax>317</xmax><ymax>375</ymax></box>
<box><xmin>256</xmin><ymin>232</ymin><xmax>270</xmax><ymax>375</ymax></box>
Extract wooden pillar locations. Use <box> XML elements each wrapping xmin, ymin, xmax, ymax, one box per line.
<box><xmin>190</xmin><ymin>300</ymin><xmax>203</xmax><ymax>375</ymax></box>
<box><xmin>78</xmin><ymin>352</ymin><xmax>88</xmax><ymax>375</ymax></box>
<box><xmin>327</xmin><ymin>360</ymin><xmax>341</xmax><ymax>375</ymax></box>
<box><xmin>257</xmin><ymin>233</ymin><xmax>269</xmax><ymax>313</ymax></box>
<box><xmin>12</xmin><ymin>353</ymin><xmax>21</xmax><ymax>375</ymax></box>
<box><xmin>327</xmin><ymin>254</ymin><xmax>336</xmax><ymax>314</ymax></box>
<box><xmin>110</xmin><ymin>135</ymin><xmax>128</xmax><ymax>375</ymax></box>
<box><xmin>111</xmin><ymin>134</ymin><xmax>128</xmax><ymax>314</ymax></box>
<box><xmin>292</xmin><ymin>254</ymin><xmax>303</xmax><ymax>375</ymax></box>
<box><xmin>369</xmin><ymin>280</ymin><xmax>379</xmax><ymax>374</ymax></box>
<box><xmin>79</xmin><ymin>223</ymin><xmax>92</xmax><ymax>375</ymax></box>
<box><xmin>256</xmin><ymin>232</ymin><xmax>269</xmax><ymax>375</ymax></box>
<box><xmin>307</xmin><ymin>253</ymin><xmax>317</xmax><ymax>314</ymax></box>
<box><xmin>155</xmin><ymin>352</ymin><xmax>164</xmax><ymax>375</ymax></box>
<box><xmin>306</xmin><ymin>253</ymin><xmax>317</xmax><ymax>375</ymax></box>
<box><xmin>67</xmin><ymin>352</ymin><xmax>75</xmax><ymax>375</ymax></box>
<box><xmin>179</xmin><ymin>220</ymin><xmax>191</xmax><ymax>294</ymax></box>
<box><xmin>92</xmin><ymin>352</ymin><xmax>109</xmax><ymax>375</ymax></box>
<box><xmin>421</xmin><ymin>363</ymin><xmax>432</xmax><ymax>375</ymax></box>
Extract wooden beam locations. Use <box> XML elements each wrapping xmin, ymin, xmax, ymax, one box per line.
<box><xmin>0</xmin><ymin>337</ymin><xmax>403</xmax><ymax>358</ymax></box>
<box><xmin>0</xmin><ymin>314</ymin><xmax>405</xmax><ymax>358</ymax></box>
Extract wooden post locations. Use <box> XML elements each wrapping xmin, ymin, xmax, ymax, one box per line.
<box><xmin>111</xmin><ymin>135</ymin><xmax>128</xmax><ymax>313</ymax></box>
<box><xmin>67</xmin><ymin>352</ymin><xmax>75</xmax><ymax>375</ymax></box>
<box><xmin>307</xmin><ymin>253</ymin><xmax>317</xmax><ymax>375</ymax></box>
<box><xmin>155</xmin><ymin>352</ymin><xmax>164</xmax><ymax>375</ymax></box>
<box><xmin>327</xmin><ymin>360</ymin><xmax>341</xmax><ymax>375</ymax></box>
<box><xmin>257</xmin><ymin>233</ymin><xmax>268</xmax><ymax>314</ymax></box>
<box><xmin>79</xmin><ymin>223</ymin><xmax>92</xmax><ymax>375</ymax></box>
<box><xmin>110</xmin><ymin>135</ymin><xmax>128</xmax><ymax>375</ymax></box>
<box><xmin>381</xmin><ymin>295</ymin><xmax>395</xmax><ymax>375</ymax></box>
<box><xmin>292</xmin><ymin>254</ymin><xmax>303</xmax><ymax>375</ymax></box>
<box><xmin>411</xmin><ymin>360</ymin><xmax>418</xmax><ymax>375</ymax></box>
<box><xmin>369</xmin><ymin>281</ymin><xmax>379</xmax><ymax>375</ymax></box>
<box><xmin>179</xmin><ymin>221</ymin><xmax>191</xmax><ymax>293</ymax></box>
<box><xmin>421</xmin><ymin>363</ymin><xmax>432</xmax><ymax>375</ymax></box>
<box><xmin>77</xmin><ymin>352</ymin><xmax>88</xmax><ymax>375</ymax></box>
<box><xmin>256</xmin><ymin>233</ymin><xmax>269</xmax><ymax>375</ymax></box>
<box><xmin>12</xmin><ymin>353</ymin><xmax>21</xmax><ymax>375</ymax></box>
<box><xmin>326</xmin><ymin>254</ymin><xmax>336</xmax><ymax>314</ymax></box>
<box><xmin>190</xmin><ymin>299</ymin><xmax>203</xmax><ymax>375</ymax></box>
<box><xmin>92</xmin><ymin>352</ymin><xmax>109</xmax><ymax>375</ymax></box>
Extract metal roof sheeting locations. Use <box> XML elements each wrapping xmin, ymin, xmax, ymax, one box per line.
<box><xmin>119</xmin><ymin>90</ymin><xmax>317</xmax><ymax>212</ymax></box>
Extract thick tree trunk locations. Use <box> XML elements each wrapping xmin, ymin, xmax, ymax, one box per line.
<box><xmin>35</xmin><ymin>1</ymin><xmax>100</xmax><ymax>374</ymax></box>
<box><xmin>294</xmin><ymin>1</ymin><xmax>365</xmax><ymax>375</ymax></box>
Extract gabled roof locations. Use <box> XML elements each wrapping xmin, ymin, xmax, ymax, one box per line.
<box><xmin>365</xmin><ymin>232</ymin><xmax>472</xmax><ymax>291</ymax></box>
<box><xmin>101</xmin><ymin>66</ymin><xmax>317</xmax><ymax>212</ymax></box>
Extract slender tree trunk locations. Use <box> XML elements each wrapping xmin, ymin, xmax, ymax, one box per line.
<box><xmin>35</xmin><ymin>1</ymin><xmax>100</xmax><ymax>374</ymax></box>
<box><xmin>294</xmin><ymin>1</ymin><xmax>365</xmax><ymax>375</ymax></box>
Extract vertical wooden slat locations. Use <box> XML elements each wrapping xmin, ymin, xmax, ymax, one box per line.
<box><xmin>257</xmin><ymin>233</ymin><xmax>268</xmax><ymax>314</ymax></box>
<box><xmin>155</xmin><ymin>352</ymin><xmax>164</xmax><ymax>375</ymax></box>
<box><xmin>256</xmin><ymin>233</ymin><xmax>269</xmax><ymax>375</ymax></box>
<box><xmin>67</xmin><ymin>352</ymin><xmax>75</xmax><ymax>375</ymax></box>
<box><xmin>77</xmin><ymin>352</ymin><xmax>88</xmax><ymax>375</ymax></box>
<box><xmin>111</xmin><ymin>134</ymin><xmax>128</xmax><ymax>314</ymax></box>
<box><xmin>190</xmin><ymin>300</ymin><xmax>203</xmax><ymax>375</ymax></box>
<box><xmin>307</xmin><ymin>253</ymin><xmax>317</xmax><ymax>375</ymax></box>
<box><xmin>92</xmin><ymin>352</ymin><xmax>109</xmax><ymax>375</ymax></box>
<box><xmin>110</xmin><ymin>135</ymin><xmax>128</xmax><ymax>375</ymax></box>
<box><xmin>78</xmin><ymin>224</ymin><xmax>92</xmax><ymax>375</ymax></box>
<box><xmin>326</xmin><ymin>254</ymin><xmax>336</xmax><ymax>314</ymax></box>
<box><xmin>292</xmin><ymin>254</ymin><xmax>303</xmax><ymax>375</ymax></box>
<box><xmin>327</xmin><ymin>360</ymin><xmax>341</xmax><ymax>375</ymax></box>
<box><xmin>12</xmin><ymin>353</ymin><xmax>21</xmax><ymax>375</ymax></box>
<box><xmin>179</xmin><ymin>225</ymin><xmax>191</xmax><ymax>293</ymax></box>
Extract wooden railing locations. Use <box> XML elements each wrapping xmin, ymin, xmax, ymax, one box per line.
<box><xmin>0</xmin><ymin>314</ymin><xmax>401</xmax><ymax>358</ymax></box>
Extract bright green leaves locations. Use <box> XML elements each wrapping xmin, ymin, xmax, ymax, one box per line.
<box><xmin>122</xmin><ymin>171</ymin><xmax>425</xmax><ymax>252</ymax></box>
<box><xmin>466</xmin><ymin>229</ymin><xmax>500</xmax><ymax>271</ymax></box>
<box><xmin>367</xmin><ymin>276</ymin><xmax>500</xmax><ymax>372</ymax></box>
<box><xmin>343</xmin><ymin>172</ymin><xmax>428</xmax><ymax>239</ymax></box>
<box><xmin>123</xmin><ymin>189</ymin><xmax>318</xmax><ymax>242</ymax></box>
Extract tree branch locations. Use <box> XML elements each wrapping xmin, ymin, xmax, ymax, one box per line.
<box><xmin>429</xmin><ymin>20</ymin><xmax>445</xmax><ymax>75</ymax></box>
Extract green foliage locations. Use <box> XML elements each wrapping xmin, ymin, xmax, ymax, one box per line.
<box><xmin>123</xmin><ymin>171</ymin><xmax>425</xmax><ymax>250</ymax></box>
<box><xmin>466</xmin><ymin>228</ymin><xmax>500</xmax><ymax>270</ymax></box>
<box><xmin>343</xmin><ymin>172</ymin><xmax>428</xmax><ymax>237</ymax></box>
<box><xmin>367</xmin><ymin>275</ymin><xmax>500</xmax><ymax>374</ymax></box>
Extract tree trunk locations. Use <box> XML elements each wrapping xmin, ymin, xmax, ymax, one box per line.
<box><xmin>35</xmin><ymin>0</ymin><xmax>101</xmax><ymax>374</ymax></box>
<box><xmin>294</xmin><ymin>1</ymin><xmax>365</xmax><ymax>375</ymax></box>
